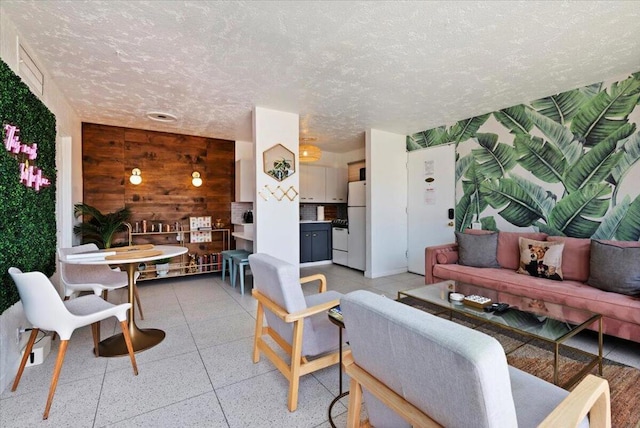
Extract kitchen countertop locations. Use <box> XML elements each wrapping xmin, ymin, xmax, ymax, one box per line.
<box><xmin>300</xmin><ymin>220</ymin><xmax>332</xmax><ymax>223</ymax></box>
<box><xmin>232</xmin><ymin>232</ymin><xmax>253</xmax><ymax>241</ymax></box>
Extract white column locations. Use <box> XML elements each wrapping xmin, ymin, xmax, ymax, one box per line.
<box><xmin>253</xmin><ymin>107</ymin><xmax>300</xmax><ymax>266</ymax></box>
<box><xmin>366</xmin><ymin>129</ymin><xmax>408</xmax><ymax>278</ymax></box>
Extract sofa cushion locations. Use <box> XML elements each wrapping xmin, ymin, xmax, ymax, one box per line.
<box><xmin>598</xmin><ymin>240</ymin><xmax>640</xmax><ymax>248</ymax></box>
<box><xmin>432</xmin><ymin>263</ymin><xmax>640</xmax><ymax>326</ymax></box>
<box><xmin>588</xmin><ymin>240</ymin><xmax>640</xmax><ymax>296</ymax></box>
<box><xmin>516</xmin><ymin>237</ymin><xmax>564</xmax><ymax>281</ymax></box>
<box><xmin>546</xmin><ymin>236</ymin><xmax>590</xmax><ymax>282</ymax></box>
<box><xmin>455</xmin><ymin>231</ymin><xmax>500</xmax><ymax>268</ymax></box>
<box><xmin>497</xmin><ymin>232</ymin><xmax>548</xmax><ymax>270</ymax></box>
<box><xmin>436</xmin><ymin>251</ymin><xmax>458</xmax><ymax>264</ymax></box>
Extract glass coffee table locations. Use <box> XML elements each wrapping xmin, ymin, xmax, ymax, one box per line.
<box><xmin>398</xmin><ymin>281</ymin><xmax>603</xmax><ymax>389</ymax></box>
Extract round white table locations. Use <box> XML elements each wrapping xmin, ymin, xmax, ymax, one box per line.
<box><xmin>61</xmin><ymin>245</ymin><xmax>187</xmax><ymax>357</ymax></box>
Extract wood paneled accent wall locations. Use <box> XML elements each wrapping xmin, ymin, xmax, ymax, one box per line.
<box><xmin>82</xmin><ymin>123</ymin><xmax>235</xmax><ymax>252</ymax></box>
<box><xmin>348</xmin><ymin>159</ymin><xmax>366</xmax><ymax>182</ymax></box>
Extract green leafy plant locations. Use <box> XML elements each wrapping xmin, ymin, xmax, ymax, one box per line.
<box><xmin>266</xmin><ymin>157</ymin><xmax>293</xmax><ymax>181</ymax></box>
<box><xmin>73</xmin><ymin>203</ymin><xmax>131</xmax><ymax>248</ymax></box>
<box><xmin>414</xmin><ymin>72</ymin><xmax>640</xmax><ymax>240</ymax></box>
<box><xmin>1</xmin><ymin>59</ymin><xmax>57</xmax><ymax>315</ymax></box>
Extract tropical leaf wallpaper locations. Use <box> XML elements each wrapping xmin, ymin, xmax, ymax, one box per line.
<box><xmin>407</xmin><ymin>71</ymin><xmax>640</xmax><ymax>240</ymax></box>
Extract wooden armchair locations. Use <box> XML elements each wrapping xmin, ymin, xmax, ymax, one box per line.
<box><xmin>341</xmin><ymin>290</ymin><xmax>611</xmax><ymax>428</ymax></box>
<box><xmin>248</xmin><ymin>253</ymin><xmax>345</xmax><ymax>411</ymax></box>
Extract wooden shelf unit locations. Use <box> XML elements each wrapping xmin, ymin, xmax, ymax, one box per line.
<box><xmin>128</xmin><ymin>224</ymin><xmax>230</xmax><ymax>281</ymax></box>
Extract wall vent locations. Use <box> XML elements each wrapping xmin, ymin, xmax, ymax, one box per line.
<box><xmin>17</xmin><ymin>39</ymin><xmax>44</xmax><ymax>96</ymax></box>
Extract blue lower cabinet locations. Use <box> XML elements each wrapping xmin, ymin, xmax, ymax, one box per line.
<box><xmin>300</xmin><ymin>223</ymin><xmax>332</xmax><ymax>263</ymax></box>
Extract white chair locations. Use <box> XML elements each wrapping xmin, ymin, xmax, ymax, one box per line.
<box><xmin>58</xmin><ymin>244</ymin><xmax>144</xmax><ymax>319</ymax></box>
<box><xmin>8</xmin><ymin>267</ymin><xmax>138</xmax><ymax>420</ymax></box>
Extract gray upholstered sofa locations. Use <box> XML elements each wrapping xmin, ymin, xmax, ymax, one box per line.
<box><xmin>340</xmin><ymin>290</ymin><xmax>610</xmax><ymax>428</ymax></box>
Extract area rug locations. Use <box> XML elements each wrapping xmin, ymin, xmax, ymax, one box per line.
<box><xmin>399</xmin><ymin>296</ymin><xmax>640</xmax><ymax>427</ymax></box>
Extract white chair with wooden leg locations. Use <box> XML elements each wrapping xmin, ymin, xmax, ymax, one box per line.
<box><xmin>58</xmin><ymin>244</ymin><xmax>144</xmax><ymax>319</ymax></box>
<box><xmin>8</xmin><ymin>267</ymin><xmax>139</xmax><ymax>420</ymax></box>
<box><xmin>248</xmin><ymin>253</ymin><xmax>346</xmax><ymax>412</ymax></box>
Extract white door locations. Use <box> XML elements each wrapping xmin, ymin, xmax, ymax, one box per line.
<box><xmin>407</xmin><ymin>144</ymin><xmax>456</xmax><ymax>274</ymax></box>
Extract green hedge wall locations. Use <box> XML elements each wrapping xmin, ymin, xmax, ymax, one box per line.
<box><xmin>0</xmin><ymin>59</ymin><xmax>57</xmax><ymax>315</ymax></box>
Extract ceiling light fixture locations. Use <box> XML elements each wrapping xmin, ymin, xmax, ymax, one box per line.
<box><xmin>146</xmin><ymin>111</ymin><xmax>178</xmax><ymax>123</ymax></box>
<box><xmin>191</xmin><ymin>171</ymin><xmax>203</xmax><ymax>187</ymax></box>
<box><xmin>129</xmin><ymin>168</ymin><xmax>142</xmax><ymax>185</ymax></box>
<box><xmin>299</xmin><ymin>137</ymin><xmax>321</xmax><ymax>163</ymax></box>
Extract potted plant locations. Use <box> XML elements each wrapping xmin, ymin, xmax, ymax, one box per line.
<box><xmin>73</xmin><ymin>203</ymin><xmax>132</xmax><ymax>248</ymax></box>
<box><xmin>267</xmin><ymin>157</ymin><xmax>293</xmax><ymax>181</ymax></box>
<box><xmin>154</xmin><ymin>258</ymin><xmax>172</xmax><ymax>277</ymax></box>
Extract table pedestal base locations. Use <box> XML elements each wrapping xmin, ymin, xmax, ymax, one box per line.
<box><xmin>97</xmin><ymin>324</ymin><xmax>165</xmax><ymax>357</ymax></box>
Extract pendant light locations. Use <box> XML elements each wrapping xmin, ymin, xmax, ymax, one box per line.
<box><xmin>299</xmin><ymin>137</ymin><xmax>321</xmax><ymax>163</ymax></box>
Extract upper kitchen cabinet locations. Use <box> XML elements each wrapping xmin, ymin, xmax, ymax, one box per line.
<box><xmin>325</xmin><ymin>167</ymin><xmax>347</xmax><ymax>203</ymax></box>
<box><xmin>235</xmin><ymin>159</ymin><xmax>255</xmax><ymax>202</ymax></box>
<box><xmin>300</xmin><ymin>165</ymin><xmax>326</xmax><ymax>202</ymax></box>
<box><xmin>300</xmin><ymin>165</ymin><xmax>348</xmax><ymax>203</ymax></box>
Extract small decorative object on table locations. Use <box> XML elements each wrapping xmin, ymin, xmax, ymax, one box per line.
<box><xmin>463</xmin><ymin>295</ymin><xmax>492</xmax><ymax>309</ymax></box>
<box><xmin>328</xmin><ymin>306</ymin><xmax>343</xmax><ymax>323</ymax></box>
<box><xmin>449</xmin><ymin>292</ymin><xmax>465</xmax><ymax>303</ymax></box>
<box><xmin>155</xmin><ymin>258</ymin><xmax>171</xmax><ymax>277</ymax></box>
<box><xmin>187</xmin><ymin>253</ymin><xmax>198</xmax><ymax>273</ymax></box>
<box><xmin>484</xmin><ymin>302</ymin><xmax>510</xmax><ymax>314</ymax></box>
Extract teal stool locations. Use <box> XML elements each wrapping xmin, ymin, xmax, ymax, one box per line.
<box><xmin>221</xmin><ymin>250</ymin><xmax>250</xmax><ymax>283</ymax></box>
<box><xmin>231</xmin><ymin>253</ymin><xmax>252</xmax><ymax>296</ymax></box>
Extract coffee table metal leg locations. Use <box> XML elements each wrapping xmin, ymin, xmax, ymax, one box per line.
<box><xmin>553</xmin><ymin>343</ymin><xmax>560</xmax><ymax>385</ymax></box>
<box><xmin>328</xmin><ymin>325</ymin><xmax>348</xmax><ymax>428</ymax></box>
<box><xmin>598</xmin><ymin>317</ymin><xmax>603</xmax><ymax>375</ymax></box>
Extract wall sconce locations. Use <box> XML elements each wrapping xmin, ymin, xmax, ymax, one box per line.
<box><xmin>129</xmin><ymin>168</ymin><xmax>142</xmax><ymax>185</ymax></box>
<box><xmin>191</xmin><ymin>171</ymin><xmax>203</xmax><ymax>187</ymax></box>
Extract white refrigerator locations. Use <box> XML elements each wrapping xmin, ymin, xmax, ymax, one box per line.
<box><xmin>348</xmin><ymin>181</ymin><xmax>366</xmax><ymax>271</ymax></box>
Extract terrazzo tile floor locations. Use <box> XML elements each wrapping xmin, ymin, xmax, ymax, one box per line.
<box><xmin>1</xmin><ymin>264</ymin><xmax>639</xmax><ymax>427</ymax></box>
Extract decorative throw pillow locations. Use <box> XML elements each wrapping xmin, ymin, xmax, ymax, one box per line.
<box><xmin>454</xmin><ymin>231</ymin><xmax>500</xmax><ymax>268</ymax></box>
<box><xmin>587</xmin><ymin>240</ymin><xmax>640</xmax><ymax>296</ymax></box>
<box><xmin>497</xmin><ymin>231</ymin><xmax>548</xmax><ymax>270</ymax></box>
<box><xmin>546</xmin><ymin>236</ymin><xmax>590</xmax><ymax>282</ymax></box>
<box><xmin>516</xmin><ymin>237</ymin><xmax>564</xmax><ymax>281</ymax></box>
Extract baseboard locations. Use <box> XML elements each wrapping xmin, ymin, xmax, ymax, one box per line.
<box><xmin>300</xmin><ymin>260</ymin><xmax>333</xmax><ymax>268</ymax></box>
<box><xmin>365</xmin><ymin>267</ymin><xmax>408</xmax><ymax>279</ymax></box>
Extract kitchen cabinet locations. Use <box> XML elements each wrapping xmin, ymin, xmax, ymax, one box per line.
<box><xmin>300</xmin><ymin>165</ymin><xmax>347</xmax><ymax>203</ymax></box>
<box><xmin>300</xmin><ymin>165</ymin><xmax>326</xmax><ymax>202</ymax></box>
<box><xmin>300</xmin><ymin>222</ymin><xmax>332</xmax><ymax>262</ymax></box>
<box><xmin>235</xmin><ymin>159</ymin><xmax>255</xmax><ymax>202</ymax></box>
<box><xmin>325</xmin><ymin>167</ymin><xmax>347</xmax><ymax>202</ymax></box>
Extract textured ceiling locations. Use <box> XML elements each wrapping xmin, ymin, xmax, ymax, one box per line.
<box><xmin>2</xmin><ymin>1</ymin><xmax>640</xmax><ymax>153</ymax></box>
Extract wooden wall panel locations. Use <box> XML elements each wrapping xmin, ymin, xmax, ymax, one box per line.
<box><xmin>348</xmin><ymin>159</ymin><xmax>366</xmax><ymax>182</ymax></box>
<box><xmin>82</xmin><ymin>124</ymin><xmax>125</xmax><ymax>212</ymax></box>
<box><xmin>82</xmin><ymin>123</ymin><xmax>235</xmax><ymax>252</ymax></box>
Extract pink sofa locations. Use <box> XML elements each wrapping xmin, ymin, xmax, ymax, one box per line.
<box><xmin>425</xmin><ymin>232</ymin><xmax>640</xmax><ymax>343</ymax></box>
